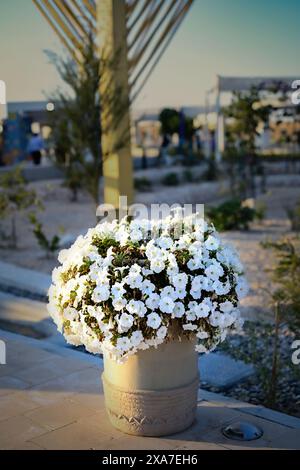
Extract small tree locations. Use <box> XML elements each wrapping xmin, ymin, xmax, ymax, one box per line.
<box><xmin>0</xmin><ymin>166</ymin><xmax>41</xmax><ymax>247</ymax></box>
<box><xmin>225</xmin><ymin>87</ymin><xmax>271</xmax><ymax>197</ymax></box>
<box><xmin>28</xmin><ymin>212</ymin><xmax>60</xmax><ymax>259</ymax></box>
<box><xmin>261</xmin><ymin>237</ymin><xmax>300</xmax><ymax>407</ymax></box>
<box><xmin>159</xmin><ymin>108</ymin><xmax>180</xmax><ymax>137</ymax></box>
<box><xmin>47</xmin><ymin>34</ymin><xmax>102</xmax><ymax>206</ymax></box>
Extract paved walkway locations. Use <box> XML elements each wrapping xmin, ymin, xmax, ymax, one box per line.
<box><xmin>0</xmin><ymin>329</ymin><xmax>300</xmax><ymax>450</ymax></box>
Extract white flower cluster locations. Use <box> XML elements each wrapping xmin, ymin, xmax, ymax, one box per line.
<box><xmin>48</xmin><ymin>213</ymin><xmax>248</xmax><ymax>362</ymax></box>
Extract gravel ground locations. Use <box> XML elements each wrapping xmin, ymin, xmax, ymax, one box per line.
<box><xmin>203</xmin><ymin>321</ymin><xmax>300</xmax><ymax>418</ymax></box>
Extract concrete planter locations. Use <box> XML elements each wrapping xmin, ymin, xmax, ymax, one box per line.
<box><xmin>102</xmin><ymin>335</ymin><xmax>199</xmax><ymax>436</ymax></box>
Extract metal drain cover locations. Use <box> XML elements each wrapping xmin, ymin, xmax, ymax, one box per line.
<box><xmin>222</xmin><ymin>421</ymin><xmax>263</xmax><ymax>441</ymax></box>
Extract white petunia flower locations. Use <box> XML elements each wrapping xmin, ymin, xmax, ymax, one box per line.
<box><xmin>219</xmin><ymin>300</ymin><xmax>234</xmax><ymax>313</ymax></box>
<box><xmin>157</xmin><ymin>236</ymin><xmax>173</xmax><ymax>250</ymax></box>
<box><xmin>187</xmin><ymin>257</ymin><xmax>202</xmax><ymax>271</ymax></box>
<box><xmin>150</xmin><ymin>258</ymin><xmax>165</xmax><ymax>274</ymax></box>
<box><xmin>159</xmin><ymin>296</ymin><xmax>175</xmax><ymax>314</ymax></box>
<box><xmin>213</xmin><ymin>280</ymin><xmax>231</xmax><ymax>295</ymax></box>
<box><xmin>118</xmin><ymin>312</ymin><xmax>134</xmax><ymax>332</ymax></box>
<box><xmin>160</xmin><ymin>285</ymin><xmax>177</xmax><ymax>300</ymax></box>
<box><xmin>183</xmin><ymin>323</ymin><xmax>197</xmax><ymax>331</ymax></box>
<box><xmin>111</xmin><ymin>282</ymin><xmax>126</xmax><ymax>299</ymax></box>
<box><xmin>130</xmin><ymin>229</ymin><xmax>143</xmax><ymax>242</ymax></box>
<box><xmin>113</xmin><ymin>298</ymin><xmax>127</xmax><ymax>311</ymax></box>
<box><xmin>126</xmin><ymin>273</ymin><xmax>143</xmax><ymax>289</ymax></box>
<box><xmin>146</xmin><ymin>312</ymin><xmax>162</xmax><ymax>329</ymax></box>
<box><xmin>204</xmin><ymin>262</ymin><xmax>224</xmax><ymax>281</ymax></box>
<box><xmin>156</xmin><ymin>325</ymin><xmax>168</xmax><ymax>339</ymax></box>
<box><xmin>171</xmin><ymin>273</ymin><xmax>188</xmax><ymax>289</ymax></box>
<box><xmin>236</xmin><ymin>277</ymin><xmax>249</xmax><ymax>299</ymax></box>
<box><xmin>186</xmin><ymin>311</ymin><xmax>197</xmax><ymax>321</ymax></box>
<box><xmin>173</xmin><ymin>301</ymin><xmax>185</xmax><ymax>318</ymax></box>
<box><xmin>116</xmin><ymin>336</ymin><xmax>131</xmax><ymax>352</ymax></box>
<box><xmin>195</xmin><ymin>344</ymin><xmax>208</xmax><ymax>353</ymax></box>
<box><xmin>126</xmin><ymin>300</ymin><xmax>147</xmax><ymax>317</ymax></box>
<box><xmin>175</xmin><ymin>287</ymin><xmax>187</xmax><ymax>299</ymax></box>
<box><xmin>190</xmin><ymin>288</ymin><xmax>201</xmax><ymax>300</ymax></box>
<box><xmin>130</xmin><ymin>330</ymin><xmax>144</xmax><ymax>347</ymax></box>
<box><xmin>192</xmin><ymin>275</ymin><xmax>207</xmax><ymax>290</ymax></box>
<box><xmin>196</xmin><ymin>331</ymin><xmax>209</xmax><ymax>339</ymax></box>
<box><xmin>195</xmin><ymin>300</ymin><xmax>211</xmax><ymax>318</ymax></box>
<box><xmin>141</xmin><ymin>280</ymin><xmax>155</xmax><ymax>295</ymax></box>
<box><xmin>92</xmin><ymin>285</ymin><xmax>110</xmax><ymax>302</ymax></box>
<box><xmin>204</xmin><ymin>235</ymin><xmax>220</xmax><ymax>251</ymax></box>
<box><xmin>64</xmin><ymin>306</ymin><xmax>79</xmax><ymax>322</ymax></box>
<box><xmin>146</xmin><ymin>293</ymin><xmax>160</xmax><ymax>310</ymax></box>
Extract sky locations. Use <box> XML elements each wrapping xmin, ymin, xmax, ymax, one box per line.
<box><xmin>0</xmin><ymin>0</ymin><xmax>299</xmax><ymax>114</ymax></box>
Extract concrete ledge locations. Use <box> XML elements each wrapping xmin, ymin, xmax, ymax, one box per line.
<box><xmin>0</xmin><ymin>165</ymin><xmax>63</xmax><ymax>182</ymax></box>
<box><xmin>199</xmin><ymin>389</ymin><xmax>300</xmax><ymax>430</ymax></box>
<box><xmin>199</xmin><ymin>352</ymin><xmax>255</xmax><ymax>390</ymax></box>
<box><xmin>0</xmin><ymin>261</ymin><xmax>51</xmax><ymax>298</ymax></box>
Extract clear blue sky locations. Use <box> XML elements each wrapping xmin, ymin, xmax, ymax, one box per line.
<box><xmin>0</xmin><ymin>0</ymin><xmax>299</xmax><ymax>111</ymax></box>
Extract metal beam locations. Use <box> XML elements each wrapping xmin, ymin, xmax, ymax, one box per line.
<box><xmin>40</xmin><ymin>0</ymin><xmax>82</xmax><ymax>50</ymax></box>
<box><xmin>32</xmin><ymin>0</ymin><xmax>78</xmax><ymax>61</ymax></box>
<box><xmin>69</xmin><ymin>0</ymin><xmax>96</xmax><ymax>33</ymax></box>
<box><xmin>128</xmin><ymin>0</ymin><xmax>178</xmax><ymax>72</ymax></box>
<box><xmin>131</xmin><ymin>0</ymin><xmax>193</xmax><ymax>101</ymax></box>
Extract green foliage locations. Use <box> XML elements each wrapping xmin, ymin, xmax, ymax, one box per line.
<box><xmin>203</xmin><ymin>158</ymin><xmax>218</xmax><ymax>181</ymax></box>
<box><xmin>224</xmin><ymin>88</ymin><xmax>271</xmax><ymax>198</ymax></box>
<box><xmin>286</xmin><ymin>200</ymin><xmax>300</xmax><ymax>232</ymax></box>
<box><xmin>224</xmin><ymin>237</ymin><xmax>300</xmax><ymax>410</ymax></box>
<box><xmin>28</xmin><ymin>213</ymin><xmax>60</xmax><ymax>258</ymax></box>
<box><xmin>261</xmin><ymin>237</ymin><xmax>300</xmax><ymax>328</ymax></box>
<box><xmin>159</xmin><ymin>108</ymin><xmax>195</xmax><ymax>140</ymax></box>
<box><xmin>134</xmin><ymin>177</ymin><xmax>152</xmax><ymax>192</ymax></box>
<box><xmin>206</xmin><ymin>198</ymin><xmax>262</xmax><ymax>231</ymax></box>
<box><xmin>182</xmin><ymin>169</ymin><xmax>194</xmax><ymax>183</ymax></box>
<box><xmin>46</xmin><ymin>34</ymin><xmax>102</xmax><ymax>205</ymax></box>
<box><xmin>0</xmin><ymin>166</ymin><xmax>41</xmax><ymax>247</ymax></box>
<box><xmin>62</xmin><ymin>161</ymin><xmax>83</xmax><ymax>202</ymax></box>
<box><xmin>220</xmin><ymin>319</ymin><xmax>300</xmax><ymax>410</ymax></box>
<box><xmin>225</xmin><ymin>87</ymin><xmax>271</xmax><ymax>154</ymax></box>
<box><xmin>161</xmin><ymin>172</ymin><xmax>180</xmax><ymax>186</ymax></box>
<box><xmin>159</xmin><ymin>108</ymin><xmax>180</xmax><ymax>136</ymax></box>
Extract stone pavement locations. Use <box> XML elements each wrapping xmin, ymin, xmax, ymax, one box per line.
<box><xmin>0</xmin><ymin>329</ymin><xmax>300</xmax><ymax>450</ymax></box>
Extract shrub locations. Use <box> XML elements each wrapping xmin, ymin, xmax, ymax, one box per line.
<box><xmin>28</xmin><ymin>213</ymin><xmax>60</xmax><ymax>258</ymax></box>
<box><xmin>0</xmin><ymin>166</ymin><xmax>41</xmax><ymax>247</ymax></box>
<box><xmin>134</xmin><ymin>177</ymin><xmax>152</xmax><ymax>192</ymax></box>
<box><xmin>161</xmin><ymin>172</ymin><xmax>180</xmax><ymax>186</ymax></box>
<box><xmin>182</xmin><ymin>169</ymin><xmax>196</xmax><ymax>183</ymax></box>
<box><xmin>206</xmin><ymin>198</ymin><xmax>262</xmax><ymax>231</ymax></box>
<box><xmin>261</xmin><ymin>237</ymin><xmax>300</xmax><ymax>329</ymax></box>
<box><xmin>286</xmin><ymin>200</ymin><xmax>300</xmax><ymax>232</ymax></box>
<box><xmin>203</xmin><ymin>158</ymin><xmax>218</xmax><ymax>181</ymax></box>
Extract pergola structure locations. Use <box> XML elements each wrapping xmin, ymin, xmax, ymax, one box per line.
<box><xmin>32</xmin><ymin>0</ymin><xmax>194</xmax><ymax>209</ymax></box>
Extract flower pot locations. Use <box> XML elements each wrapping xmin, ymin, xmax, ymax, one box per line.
<box><xmin>102</xmin><ymin>336</ymin><xmax>199</xmax><ymax>436</ymax></box>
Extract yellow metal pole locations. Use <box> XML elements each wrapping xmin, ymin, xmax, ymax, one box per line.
<box><xmin>97</xmin><ymin>0</ymin><xmax>134</xmax><ymax>209</ymax></box>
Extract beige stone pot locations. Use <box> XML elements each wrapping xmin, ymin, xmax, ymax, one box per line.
<box><xmin>102</xmin><ymin>335</ymin><xmax>199</xmax><ymax>436</ymax></box>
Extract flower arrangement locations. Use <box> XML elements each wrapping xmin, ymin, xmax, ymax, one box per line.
<box><xmin>48</xmin><ymin>212</ymin><xmax>248</xmax><ymax>362</ymax></box>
